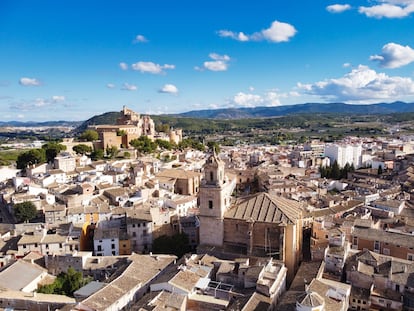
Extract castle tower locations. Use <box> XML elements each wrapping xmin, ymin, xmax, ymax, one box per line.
<box><xmin>198</xmin><ymin>152</ymin><xmax>232</xmax><ymax>247</ymax></box>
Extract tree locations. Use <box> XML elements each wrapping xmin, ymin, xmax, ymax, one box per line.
<box><xmin>155</xmin><ymin>139</ymin><xmax>174</xmax><ymax>150</ymax></box>
<box><xmin>14</xmin><ymin>201</ymin><xmax>38</xmax><ymax>223</ymax></box>
<box><xmin>79</xmin><ymin>129</ymin><xmax>99</xmax><ymax>142</ymax></box>
<box><xmin>42</xmin><ymin>142</ymin><xmax>66</xmax><ymax>163</ymax></box>
<box><xmin>73</xmin><ymin>144</ymin><xmax>93</xmax><ymax>155</ymax></box>
<box><xmin>152</xmin><ymin>233</ymin><xmax>191</xmax><ymax>258</ymax></box>
<box><xmin>90</xmin><ymin>149</ymin><xmax>104</xmax><ymax>160</ymax></box>
<box><xmin>116</xmin><ymin>129</ymin><xmax>127</xmax><ymax>136</ymax></box>
<box><xmin>37</xmin><ymin>267</ymin><xmax>91</xmax><ymax>297</ymax></box>
<box><xmin>207</xmin><ymin>141</ymin><xmax>220</xmax><ymax>153</ymax></box>
<box><xmin>130</xmin><ymin>136</ymin><xmax>157</xmax><ymax>154</ymax></box>
<box><xmin>378</xmin><ymin>165</ymin><xmax>383</xmax><ymax>175</ymax></box>
<box><xmin>106</xmin><ymin>145</ymin><xmax>118</xmax><ymax>158</ymax></box>
<box><xmin>331</xmin><ymin>160</ymin><xmax>340</xmax><ymax>180</ymax></box>
<box><xmin>16</xmin><ymin>149</ymin><xmax>46</xmax><ymax>169</ymax></box>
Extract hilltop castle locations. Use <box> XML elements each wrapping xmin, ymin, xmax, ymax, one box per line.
<box><xmin>93</xmin><ymin>106</ymin><xmax>182</xmax><ymax>149</ymax></box>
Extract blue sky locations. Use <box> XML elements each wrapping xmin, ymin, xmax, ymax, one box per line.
<box><xmin>1</xmin><ymin>0</ymin><xmax>414</xmax><ymax>121</ymax></box>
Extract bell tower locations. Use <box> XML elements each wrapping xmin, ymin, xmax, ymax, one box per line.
<box><xmin>199</xmin><ymin>151</ymin><xmax>232</xmax><ymax>247</ymax></box>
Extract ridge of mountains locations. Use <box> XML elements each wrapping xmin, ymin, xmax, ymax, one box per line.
<box><xmin>2</xmin><ymin>102</ymin><xmax>414</xmax><ymax>129</ymax></box>
<box><xmin>176</xmin><ymin>101</ymin><xmax>414</xmax><ymax>119</ymax></box>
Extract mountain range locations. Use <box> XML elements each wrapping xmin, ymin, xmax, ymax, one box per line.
<box><xmin>2</xmin><ymin>102</ymin><xmax>414</xmax><ymax>129</ymax></box>
<box><xmin>176</xmin><ymin>101</ymin><xmax>414</xmax><ymax>119</ymax></box>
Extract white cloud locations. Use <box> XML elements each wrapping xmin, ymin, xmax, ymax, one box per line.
<box><xmin>119</xmin><ymin>62</ymin><xmax>128</xmax><ymax>70</ymax></box>
<box><xmin>370</xmin><ymin>43</ymin><xmax>414</xmax><ymax>68</ymax></box>
<box><xmin>106</xmin><ymin>83</ymin><xmax>116</xmax><ymax>89</ymax></box>
<box><xmin>10</xmin><ymin>96</ymin><xmax>67</xmax><ymax>111</ymax></box>
<box><xmin>218</xmin><ymin>20</ymin><xmax>297</xmax><ymax>43</ymax></box>
<box><xmin>52</xmin><ymin>95</ymin><xmax>65</xmax><ymax>102</ymax></box>
<box><xmin>359</xmin><ymin>1</ymin><xmax>414</xmax><ymax>18</ymax></box>
<box><xmin>121</xmin><ymin>83</ymin><xmax>137</xmax><ymax>91</ymax></box>
<box><xmin>209</xmin><ymin>53</ymin><xmax>230</xmax><ymax>61</ymax></box>
<box><xmin>298</xmin><ymin>65</ymin><xmax>414</xmax><ymax>102</ymax></box>
<box><xmin>134</xmin><ymin>34</ymin><xmax>148</xmax><ymax>43</ymax></box>
<box><xmin>198</xmin><ymin>53</ymin><xmax>231</xmax><ymax>72</ymax></box>
<box><xmin>260</xmin><ymin>21</ymin><xmax>297</xmax><ymax>42</ymax></box>
<box><xmin>326</xmin><ymin>4</ymin><xmax>351</xmax><ymax>13</ymax></box>
<box><xmin>159</xmin><ymin>84</ymin><xmax>178</xmax><ymax>94</ymax></box>
<box><xmin>19</xmin><ymin>77</ymin><xmax>41</xmax><ymax>86</ymax></box>
<box><xmin>227</xmin><ymin>91</ymin><xmax>289</xmax><ymax>108</ymax></box>
<box><xmin>131</xmin><ymin>61</ymin><xmax>175</xmax><ymax>74</ymax></box>
<box><xmin>343</xmin><ymin>62</ymin><xmax>351</xmax><ymax>68</ymax></box>
<box><xmin>217</xmin><ymin>30</ymin><xmax>249</xmax><ymax>42</ymax></box>
<box><xmin>204</xmin><ymin>61</ymin><xmax>228</xmax><ymax>71</ymax></box>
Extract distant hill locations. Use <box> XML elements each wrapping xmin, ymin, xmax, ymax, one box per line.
<box><xmin>177</xmin><ymin>101</ymin><xmax>414</xmax><ymax>119</ymax></box>
<box><xmin>74</xmin><ymin>111</ymin><xmax>121</xmax><ymax>133</ymax></box>
<box><xmin>0</xmin><ymin>120</ymin><xmax>81</xmax><ymax>127</ymax></box>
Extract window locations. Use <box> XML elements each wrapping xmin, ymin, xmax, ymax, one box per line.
<box><xmin>408</xmin><ymin>254</ymin><xmax>414</xmax><ymax>261</ymax></box>
<box><xmin>111</xmin><ymin>244</ymin><xmax>115</xmax><ymax>249</ymax></box>
<box><xmin>59</xmin><ymin>243</ymin><xmax>63</xmax><ymax>248</ymax></box>
<box><xmin>374</xmin><ymin>240</ymin><xmax>380</xmax><ymax>251</ymax></box>
<box><xmin>210</xmin><ymin>171</ymin><xmax>214</xmax><ymax>181</ymax></box>
<box><xmin>97</xmin><ymin>245</ymin><xmax>102</xmax><ymax>251</ymax></box>
<box><xmin>208</xmin><ymin>200</ymin><xmax>213</xmax><ymax>209</ymax></box>
<box><xmin>132</xmin><ymin>232</ymin><xmax>136</xmax><ymax>237</ymax></box>
<box><xmin>143</xmin><ymin>230</ymin><xmax>147</xmax><ymax>236</ymax></box>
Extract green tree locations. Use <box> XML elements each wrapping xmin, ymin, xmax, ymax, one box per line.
<box><xmin>377</xmin><ymin>165</ymin><xmax>383</xmax><ymax>175</ymax></box>
<box><xmin>155</xmin><ymin>139</ymin><xmax>174</xmax><ymax>150</ymax></box>
<box><xmin>37</xmin><ymin>267</ymin><xmax>91</xmax><ymax>297</ymax></box>
<box><xmin>106</xmin><ymin>145</ymin><xmax>118</xmax><ymax>158</ymax></box>
<box><xmin>14</xmin><ymin>201</ymin><xmax>38</xmax><ymax>223</ymax></box>
<box><xmin>130</xmin><ymin>136</ymin><xmax>157</xmax><ymax>154</ymax></box>
<box><xmin>72</xmin><ymin>144</ymin><xmax>93</xmax><ymax>155</ymax></box>
<box><xmin>207</xmin><ymin>141</ymin><xmax>220</xmax><ymax>153</ymax></box>
<box><xmin>116</xmin><ymin>129</ymin><xmax>127</xmax><ymax>136</ymax></box>
<box><xmin>331</xmin><ymin>160</ymin><xmax>340</xmax><ymax>180</ymax></box>
<box><xmin>42</xmin><ymin>142</ymin><xmax>66</xmax><ymax>163</ymax></box>
<box><xmin>16</xmin><ymin>149</ymin><xmax>46</xmax><ymax>169</ymax></box>
<box><xmin>152</xmin><ymin>233</ymin><xmax>190</xmax><ymax>258</ymax></box>
<box><xmin>90</xmin><ymin>149</ymin><xmax>104</xmax><ymax>160</ymax></box>
<box><xmin>79</xmin><ymin>129</ymin><xmax>99</xmax><ymax>141</ymax></box>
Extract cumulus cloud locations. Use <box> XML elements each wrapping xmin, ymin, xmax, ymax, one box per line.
<box><xmin>131</xmin><ymin>61</ymin><xmax>175</xmax><ymax>74</ymax></box>
<box><xmin>370</xmin><ymin>43</ymin><xmax>414</xmax><ymax>68</ymax></box>
<box><xmin>106</xmin><ymin>83</ymin><xmax>116</xmax><ymax>89</ymax></box>
<box><xmin>133</xmin><ymin>34</ymin><xmax>148</xmax><ymax>43</ymax></box>
<box><xmin>217</xmin><ymin>30</ymin><xmax>249</xmax><ymax>42</ymax></box>
<box><xmin>298</xmin><ymin>65</ymin><xmax>414</xmax><ymax>102</ymax></box>
<box><xmin>159</xmin><ymin>84</ymin><xmax>178</xmax><ymax>94</ymax></box>
<box><xmin>52</xmin><ymin>95</ymin><xmax>65</xmax><ymax>102</ymax></box>
<box><xmin>119</xmin><ymin>62</ymin><xmax>128</xmax><ymax>70</ymax></box>
<box><xmin>227</xmin><ymin>90</ymin><xmax>293</xmax><ymax>108</ymax></box>
<box><xmin>359</xmin><ymin>1</ymin><xmax>414</xmax><ymax>18</ymax></box>
<box><xmin>196</xmin><ymin>53</ymin><xmax>231</xmax><ymax>72</ymax></box>
<box><xmin>218</xmin><ymin>20</ymin><xmax>297</xmax><ymax>43</ymax></box>
<box><xmin>343</xmin><ymin>62</ymin><xmax>351</xmax><ymax>68</ymax></box>
<box><xmin>10</xmin><ymin>96</ymin><xmax>66</xmax><ymax>111</ymax></box>
<box><xmin>326</xmin><ymin>4</ymin><xmax>351</xmax><ymax>13</ymax></box>
<box><xmin>121</xmin><ymin>83</ymin><xmax>137</xmax><ymax>91</ymax></box>
<box><xmin>19</xmin><ymin>77</ymin><xmax>41</xmax><ymax>86</ymax></box>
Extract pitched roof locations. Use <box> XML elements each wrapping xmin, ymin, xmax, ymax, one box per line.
<box><xmin>225</xmin><ymin>192</ymin><xmax>302</xmax><ymax>224</ymax></box>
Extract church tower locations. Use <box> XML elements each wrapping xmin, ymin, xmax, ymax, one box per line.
<box><xmin>198</xmin><ymin>151</ymin><xmax>233</xmax><ymax>247</ymax></box>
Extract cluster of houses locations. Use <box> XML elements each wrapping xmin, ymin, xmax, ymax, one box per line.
<box><xmin>0</xmin><ymin>110</ymin><xmax>414</xmax><ymax>310</ymax></box>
